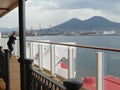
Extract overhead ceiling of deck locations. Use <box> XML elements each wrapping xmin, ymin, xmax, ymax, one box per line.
<box><xmin>0</xmin><ymin>0</ymin><xmax>18</xmax><ymax>18</ymax></box>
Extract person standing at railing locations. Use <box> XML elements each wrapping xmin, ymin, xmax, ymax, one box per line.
<box><xmin>7</xmin><ymin>31</ymin><xmax>16</xmax><ymax>57</ymax></box>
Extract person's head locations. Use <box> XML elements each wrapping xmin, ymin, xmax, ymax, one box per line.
<box><xmin>12</xmin><ymin>31</ymin><xmax>16</xmax><ymax>35</ymax></box>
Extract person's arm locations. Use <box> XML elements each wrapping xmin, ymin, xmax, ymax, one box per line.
<box><xmin>13</xmin><ymin>35</ymin><xmax>16</xmax><ymax>40</ymax></box>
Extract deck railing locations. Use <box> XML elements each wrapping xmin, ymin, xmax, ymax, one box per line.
<box><xmin>0</xmin><ymin>38</ymin><xmax>83</xmax><ymax>90</ymax></box>
<box><xmin>16</xmin><ymin>39</ymin><xmax>120</xmax><ymax>90</ymax></box>
<box><xmin>23</xmin><ymin>58</ymin><xmax>83</xmax><ymax>90</ymax></box>
<box><xmin>1</xmin><ymin>38</ymin><xmax>120</xmax><ymax>90</ymax></box>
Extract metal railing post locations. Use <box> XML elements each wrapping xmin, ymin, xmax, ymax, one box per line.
<box><xmin>68</xmin><ymin>47</ymin><xmax>75</xmax><ymax>78</ymax></box>
<box><xmin>25</xmin><ymin>58</ymin><xmax>33</xmax><ymax>90</ymax></box>
<box><xmin>38</xmin><ymin>44</ymin><xmax>44</xmax><ymax>70</ymax></box>
<box><xmin>63</xmin><ymin>78</ymin><xmax>83</xmax><ymax>90</ymax></box>
<box><xmin>50</xmin><ymin>44</ymin><xmax>56</xmax><ymax>77</ymax></box>
<box><xmin>30</xmin><ymin>42</ymin><xmax>33</xmax><ymax>59</ymax></box>
<box><xmin>0</xmin><ymin>46</ymin><xmax>4</xmax><ymax>79</ymax></box>
<box><xmin>4</xmin><ymin>49</ymin><xmax>10</xmax><ymax>90</ymax></box>
<box><xmin>96</xmin><ymin>51</ymin><xmax>104</xmax><ymax>90</ymax></box>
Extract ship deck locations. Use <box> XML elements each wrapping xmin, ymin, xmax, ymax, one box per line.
<box><xmin>0</xmin><ymin>56</ymin><xmax>66</xmax><ymax>90</ymax></box>
<box><xmin>0</xmin><ymin>56</ymin><xmax>120</xmax><ymax>90</ymax></box>
<box><xmin>0</xmin><ymin>55</ymin><xmax>87</xmax><ymax>90</ymax></box>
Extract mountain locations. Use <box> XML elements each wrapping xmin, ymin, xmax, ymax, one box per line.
<box><xmin>82</xmin><ymin>16</ymin><xmax>120</xmax><ymax>30</ymax></box>
<box><xmin>0</xmin><ymin>27</ymin><xmax>18</xmax><ymax>33</ymax></box>
<box><xmin>1</xmin><ymin>16</ymin><xmax>120</xmax><ymax>34</ymax></box>
<box><xmin>0</xmin><ymin>27</ymin><xmax>11</xmax><ymax>33</ymax></box>
<box><xmin>52</xmin><ymin>18</ymin><xmax>82</xmax><ymax>30</ymax></box>
<box><xmin>51</xmin><ymin>16</ymin><xmax>120</xmax><ymax>32</ymax></box>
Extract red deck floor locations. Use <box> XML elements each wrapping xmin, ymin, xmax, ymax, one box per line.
<box><xmin>83</xmin><ymin>76</ymin><xmax>120</xmax><ymax>90</ymax></box>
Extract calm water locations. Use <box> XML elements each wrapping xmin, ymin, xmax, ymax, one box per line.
<box><xmin>27</xmin><ymin>35</ymin><xmax>120</xmax><ymax>78</ymax></box>
<box><xmin>27</xmin><ymin>35</ymin><xmax>120</xmax><ymax>48</ymax></box>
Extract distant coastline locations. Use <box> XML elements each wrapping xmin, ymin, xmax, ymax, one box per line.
<box><xmin>1</xmin><ymin>16</ymin><xmax>120</xmax><ymax>37</ymax></box>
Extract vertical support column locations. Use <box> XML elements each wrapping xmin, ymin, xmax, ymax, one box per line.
<box><xmin>18</xmin><ymin>0</ymin><xmax>26</xmax><ymax>90</ymax></box>
<box><xmin>4</xmin><ymin>49</ymin><xmax>10</xmax><ymax>90</ymax></box>
<box><xmin>38</xmin><ymin>44</ymin><xmax>44</xmax><ymax>70</ymax></box>
<box><xmin>96</xmin><ymin>51</ymin><xmax>104</xmax><ymax>90</ymax></box>
<box><xmin>0</xmin><ymin>46</ymin><xmax>2</xmax><ymax>77</ymax></box>
<box><xmin>50</xmin><ymin>44</ymin><xmax>56</xmax><ymax>77</ymax></box>
<box><xmin>68</xmin><ymin>47</ymin><xmax>74</xmax><ymax>78</ymax></box>
<box><xmin>25</xmin><ymin>58</ymin><xmax>33</xmax><ymax>90</ymax></box>
<box><xmin>19</xmin><ymin>0</ymin><xmax>26</xmax><ymax>58</ymax></box>
<box><xmin>29</xmin><ymin>42</ymin><xmax>33</xmax><ymax>58</ymax></box>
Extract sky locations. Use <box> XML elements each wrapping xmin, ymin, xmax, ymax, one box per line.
<box><xmin>0</xmin><ymin>0</ymin><xmax>120</xmax><ymax>29</ymax></box>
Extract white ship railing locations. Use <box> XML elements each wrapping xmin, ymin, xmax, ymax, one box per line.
<box><xmin>1</xmin><ymin>37</ymin><xmax>120</xmax><ymax>90</ymax></box>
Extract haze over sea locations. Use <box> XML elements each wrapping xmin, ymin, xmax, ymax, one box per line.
<box><xmin>27</xmin><ymin>35</ymin><xmax>120</xmax><ymax>78</ymax></box>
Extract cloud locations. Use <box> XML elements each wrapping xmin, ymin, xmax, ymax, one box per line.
<box><xmin>25</xmin><ymin>0</ymin><xmax>120</xmax><ymax>28</ymax></box>
<box><xmin>27</xmin><ymin>0</ymin><xmax>120</xmax><ymax>10</ymax></box>
<box><xmin>0</xmin><ymin>0</ymin><xmax>120</xmax><ymax>28</ymax></box>
<box><xmin>26</xmin><ymin>0</ymin><xmax>120</xmax><ymax>17</ymax></box>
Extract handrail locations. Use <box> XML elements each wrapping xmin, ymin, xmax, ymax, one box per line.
<box><xmin>26</xmin><ymin>39</ymin><xmax>120</xmax><ymax>52</ymax></box>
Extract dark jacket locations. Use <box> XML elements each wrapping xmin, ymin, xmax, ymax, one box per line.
<box><xmin>7</xmin><ymin>35</ymin><xmax>16</xmax><ymax>45</ymax></box>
